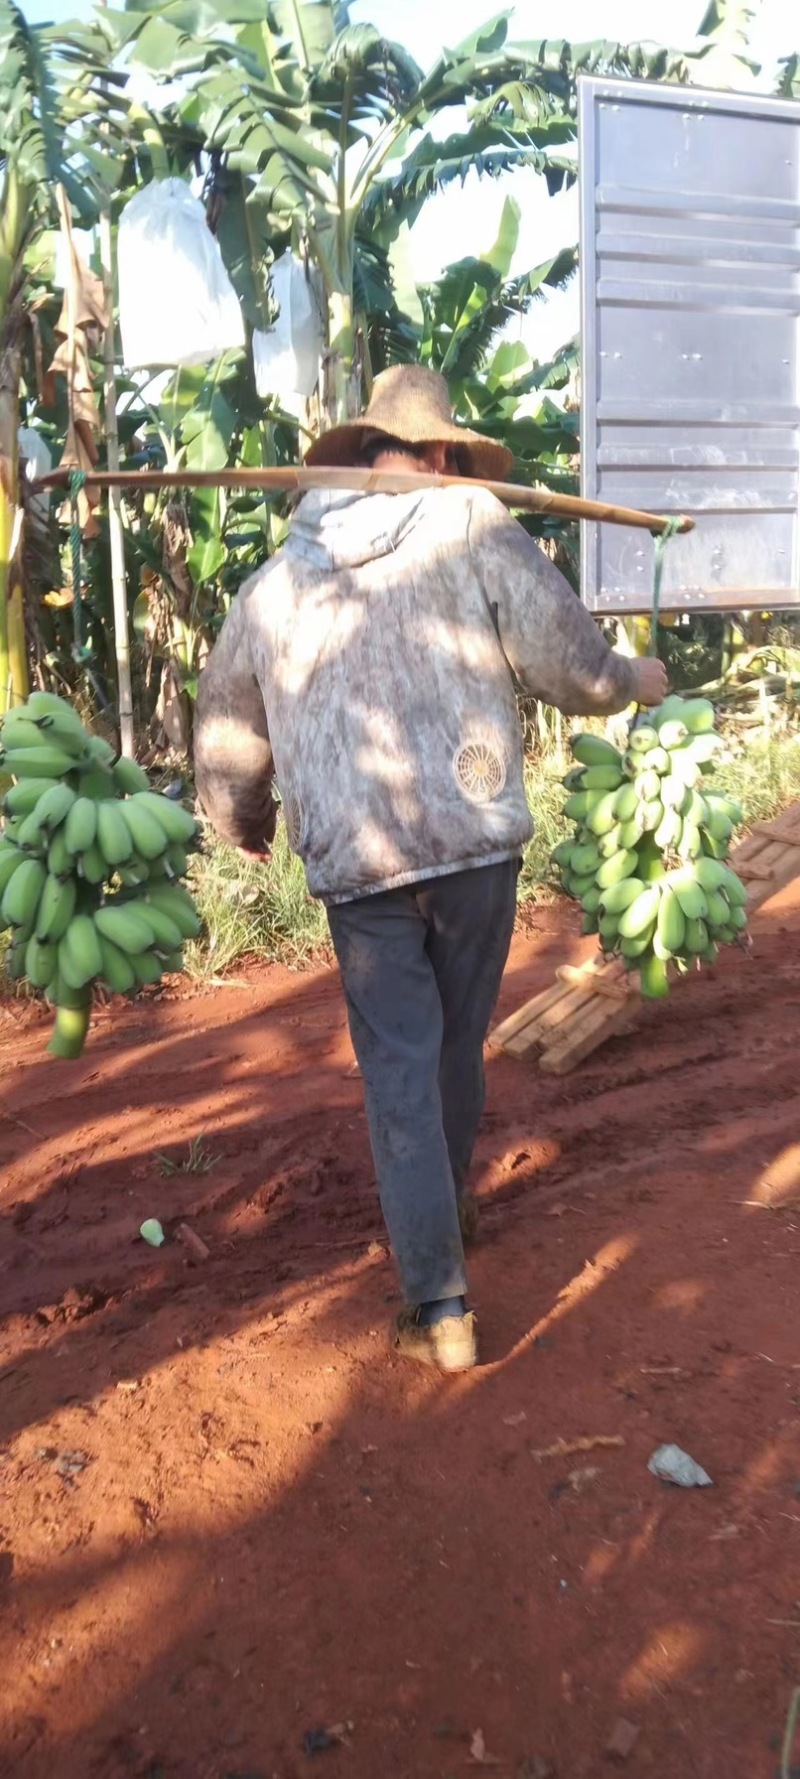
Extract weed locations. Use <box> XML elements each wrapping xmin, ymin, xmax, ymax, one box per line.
<box><xmin>156</xmin><ymin>1135</ymin><xmax>220</xmax><ymax>1176</ymax></box>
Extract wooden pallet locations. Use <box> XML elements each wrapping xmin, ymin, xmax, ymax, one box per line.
<box><xmin>490</xmin><ymin>802</ymin><xmax>800</xmax><ymax>1075</ymax></box>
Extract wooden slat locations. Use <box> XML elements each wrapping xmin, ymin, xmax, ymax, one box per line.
<box><xmin>541</xmin><ymin>1001</ymin><xmax>639</xmax><ymax>1075</ymax></box>
<box><xmin>488</xmin><ymin>979</ymin><xmax>565</xmax><ymax>1049</ymax></box>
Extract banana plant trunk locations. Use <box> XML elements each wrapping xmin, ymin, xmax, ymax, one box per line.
<box><xmin>321</xmin><ymin>288</ymin><xmax>361</xmax><ymax>429</ymax></box>
<box><xmin>0</xmin><ymin>320</ymin><xmax>27</xmax><ymax>713</ymax></box>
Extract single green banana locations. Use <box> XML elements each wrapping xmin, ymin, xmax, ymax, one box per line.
<box><xmin>130</xmin><ymin>949</ymin><xmax>163</xmax><ymax>987</ymax></box>
<box><xmin>58</xmin><ymin>913</ymin><xmax>103</xmax><ymax>989</ymax></box>
<box><xmin>25</xmin><ymin>934</ymin><xmax>57</xmax><ymax>988</ymax></box>
<box><xmin>640</xmin><ymin>798</ymin><xmax>664</xmax><ymax>834</ymax></box>
<box><xmin>656</xmin><ymin>887</ymin><xmax>685</xmax><ymax>956</ymax></box>
<box><xmin>639</xmin><ymin>954</ymin><xmax>670</xmax><ymax>998</ymax></box>
<box><xmin>3</xmin><ymin>777</ymin><xmax>61</xmax><ymax>817</ymax></box>
<box><xmin>47</xmin><ymin>1000</ymin><xmax>91</xmax><ymax>1060</ymax></box>
<box><xmin>112</xmin><ymin>755</ymin><xmax>150</xmax><ymax>795</ymax></box>
<box><xmin>137</xmin><ymin>903</ymin><xmax>183</xmax><ymax>951</ymax></box>
<box><xmin>692</xmin><ymin>856</ymin><xmax>727</xmax><ymax>893</ymax></box>
<box><xmin>64</xmin><ymin>796</ymin><xmax>98</xmax><ymax>856</ymax></box>
<box><xmin>36</xmin><ymin>873</ymin><xmax>77</xmax><ymax>942</ymax></box>
<box><xmin>719</xmin><ymin>867</ymin><xmax>747</xmax><ymax>909</ymax></box>
<box><xmin>658</xmin><ymin>719</ymin><xmax>689</xmax><ymax>751</ymax></box>
<box><xmin>1</xmin><ymin>856</ymin><xmax>46</xmax><ymax>928</ymax></box>
<box><xmin>570</xmin><ymin>734</ymin><xmax>622</xmax><ymax>768</ymax></box>
<box><xmin>618</xmin><ymin>815</ymin><xmax>646</xmax><ymax>850</ymax></box>
<box><xmin>581</xmin><ymin>763</ymin><xmax>625</xmax><ymax>791</ymax></box>
<box><xmin>78</xmin><ymin>843</ymin><xmax>108</xmax><ymax>885</ymax></box>
<box><xmin>584</xmin><ymin>790</ymin><xmax>620</xmax><ymax>837</ymax></box>
<box><xmin>119</xmin><ymin>798</ymin><xmax>170</xmax><ymax>861</ymax></box>
<box><xmin>684</xmin><ymin>916</ymin><xmax>709</xmax><ymax>954</ymax></box>
<box><xmin>618</xmin><ymin>883</ymin><xmax>662</xmax><ymax>940</ymax></box>
<box><xmin>96</xmin><ymin>800</ymin><xmax>134</xmax><ymax>867</ymax></box>
<box><xmin>705</xmin><ymin>888</ymin><xmax>732</xmax><ymax>930</ymax></box>
<box><xmin>654</xmin><ymin>807</ymin><xmax>682</xmax><ymax>851</ymax></box>
<box><xmin>94</xmin><ymin>902</ymin><xmax>158</xmax><ymax>954</ymax></box>
<box><xmin>1</xmin><ymin>745</ymin><xmax>83</xmax><ymax>779</ymax></box>
<box><xmin>595</xmin><ymin>848</ymin><xmax>639</xmax><ymax>891</ymax></box>
<box><xmin>0</xmin><ymin>844</ymin><xmax>24</xmax><ymax>901</ymax></box>
<box><xmin>0</xmin><ymin>716</ymin><xmax>56</xmax><ymax>752</ymax></box>
<box><xmin>143</xmin><ymin>884</ymin><xmax>202</xmax><ymax>939</ymax></box>
<box><xmin>670</xmin><ymin>872</ymin><xmax>708</xmax><ymax>921</ymax></box>
<box><xmin>681</xmin><ymin>698</ymin><xmax>715</xmax><ymax>735</ymax></box>
<box><xmin>97</xmin><ymin>933</ymin><xmax>137</xmax><ymax>994</ymax></box>
<box><xmin>47</xmin><ymin>829</ymin><xmax>72</xmax><ymax>878</ymax></box>
<box><xmin>628</xmin><ymin>724</ymin><xmax>659</xmax><ymax>754</ymax></box>
<box><xmin>598</xmin><ymin>877</ymin><xmax>647</xmax><ymax>916</ymax></box>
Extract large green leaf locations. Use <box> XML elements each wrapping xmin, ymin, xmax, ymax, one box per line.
<box><xmin>365</xmin><ymin>117</ymin><xmax>575</xmax><ymax>241</ymax></box>
<box><xmin>311</xmin><ymin>24</ymin><xmax>422</xmax><ymax>127</ymax></box>
<box><xmin>188</xmin><ymin>485</ymin><xmax>226</xmax><ymax>582</ymax></box>
<box><xmin>181</xmin><ymin>360</ymin><xmax>238</xmax><ymax>470</ymax></box>
<box><xmin>484</xmin><ymin>193</ymin><xmax>520</xmax><ymax>277</ymax></box>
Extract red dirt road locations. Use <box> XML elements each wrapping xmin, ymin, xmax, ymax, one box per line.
<box><xmin>2</xmin><ymin>895</ymin><xmax>800</xmax><ymax>1779</ymax></box>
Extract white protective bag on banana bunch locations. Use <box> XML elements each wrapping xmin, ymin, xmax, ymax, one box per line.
<box><xmin>252</xmin><ymin>250</ymin><xmax>324</xmax><ymax>412</ymax></box>
<box><xmin>118</xmin><ymin>178</ymin><xmax>245</xmax><ymax>369</ymax></box>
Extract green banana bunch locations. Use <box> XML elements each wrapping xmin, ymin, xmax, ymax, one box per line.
<box><xmin>1</xmin><ymin>692</ymin><xmax>203</xmax><ymax>1058</ymax></box>
<box><xmin>551</xmin><ymin>697</ymin><xmax>747</xmax><ymax>997</ymax></box>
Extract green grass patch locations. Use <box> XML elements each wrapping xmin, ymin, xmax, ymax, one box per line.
<box><xmin>186</xmin><ymin>820</ymin><xmax>329</xmax><ymax>979</ymax></box>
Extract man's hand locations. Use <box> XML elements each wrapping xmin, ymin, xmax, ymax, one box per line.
<box><xmin>631</xmin><ymin>657</ymin><xmax>669</xmax><ymax>707</ymax></box>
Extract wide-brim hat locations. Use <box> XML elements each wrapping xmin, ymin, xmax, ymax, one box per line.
<box><xmin>305</xmin><ymin>363</ymin><xmax>513</xmax><ymax>482</ymax></box>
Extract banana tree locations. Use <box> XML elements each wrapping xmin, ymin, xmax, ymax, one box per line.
<box><xmin>110</xmin><ymin>1</ymin><xmax>690</xmax><ymax>430</ymax></box>
<box><xmin>0</xmin><ymin>0</ymin><xmax>136</xmax><ymax>712</ymax></box>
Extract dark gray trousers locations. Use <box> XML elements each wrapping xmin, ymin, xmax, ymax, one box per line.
<box><xmin>327</xmin><ymin>861</ymin><xmax>519</xmax><ymax>1306</ymax></box>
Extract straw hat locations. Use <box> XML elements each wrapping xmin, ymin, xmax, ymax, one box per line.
<box><xmin>305</xmin><ymin>364</ymin><xmax>513</xmax><ymax>482</ymax></box>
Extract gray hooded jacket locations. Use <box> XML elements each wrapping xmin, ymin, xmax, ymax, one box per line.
<box><xmin>194</xmin><ymin>485</ymin><xmax>635</xmax><ymax>904</ymax></box>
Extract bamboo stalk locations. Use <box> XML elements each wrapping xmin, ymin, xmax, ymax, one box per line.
<box><xmin>99</xmin><ymin>204</ymin><xmax>135</xmax><ymax>759</ymax></box>
<box><xmin>31</xmin><ymin>465</ymin><xmax>694</xmax><ymax>536</ymax></box>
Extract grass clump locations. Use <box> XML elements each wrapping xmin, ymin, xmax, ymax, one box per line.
<box><xmin>186</xmin><ymin>819</ymin><xmax>328</xmax><ymax>978</ymax></box>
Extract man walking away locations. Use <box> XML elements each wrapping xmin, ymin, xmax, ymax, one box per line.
<box><xmin>194</xmin><ymin>365</ymin><xmax>667</xmax><ymax>1372</ymax></box>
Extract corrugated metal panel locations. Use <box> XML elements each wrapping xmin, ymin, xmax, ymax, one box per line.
<box><xmin>579</xmin><ymin>77</ymin><xmax>800</xmax><ymax>614</ymax></box>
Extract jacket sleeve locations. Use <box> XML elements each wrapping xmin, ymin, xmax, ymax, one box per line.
<box><xmin>465</xmin><ymin>490</ymin><xmax>636</xmax><ymax>715</ymax></box>
<box><xmin>194</xmin><ymin>584</ymin><xmax>278</xmax><ymax>851</ymax></box>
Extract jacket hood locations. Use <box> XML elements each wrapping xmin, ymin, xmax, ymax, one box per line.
<box><xmin>284</xmin><ymin>488</ymin><xmax>429</xmax><ymax>572</ymax></box>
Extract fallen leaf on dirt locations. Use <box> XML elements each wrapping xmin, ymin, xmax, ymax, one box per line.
<box><xmin>470</xmin><ymin>1727</ymin><xmax>503</xmax><ymax>1765</ymax></box>
<box><xmin>544</xmin><ymin>1204</ymin><xmax>569</xmax><ymax>1219</ymax></box>
<box><xmin>532</xmin><ymin>1436</ymin><xmax>625</xmax><ymax>1462</ymax></box>
<box><xmin>503</xmin><ymin>1412</ymin><xmax>527</xmax><ymax>1428</ymax></box>
<box><xmin>605</xmin><ymin>1718</ymin><xmax>640</xmax><ymax>1762</ymax></box>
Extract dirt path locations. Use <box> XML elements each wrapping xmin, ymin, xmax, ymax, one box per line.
<box><xmin>2</xmin><ymin>894</ymin><xmax>800</xmax><ymax>1779</ymax></box>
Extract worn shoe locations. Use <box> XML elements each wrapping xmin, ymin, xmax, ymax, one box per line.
<box><xmin>458</xmin><ymin>1191</ymin><xmax>480</xmax><ymax>1246</ymax></box>
<box><xmin>394</xmin><ymin>1307</ymin><xmax>478</xmax><ymax>1372</ymax></box>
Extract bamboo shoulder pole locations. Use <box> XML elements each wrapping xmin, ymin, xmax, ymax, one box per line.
<box><xmin>31</xmin><ymin>464</ymin><xmax>695</xmax><ymax>536</ymax></box>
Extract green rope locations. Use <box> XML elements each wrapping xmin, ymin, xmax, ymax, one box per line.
<box><xmin>648</xmin><ymin>515</ymin><xmax>684</xmax><ymax>657</ymax></box>
<box><xmin>68</xmin><ymin>469</ymin><xmax>89</xmax><ymax>664</ymax></box>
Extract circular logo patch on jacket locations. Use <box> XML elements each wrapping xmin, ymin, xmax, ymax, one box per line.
<box><xmin>453</xmin><ymin>740</ymin><xmax>507</xmax><ymax>804</ymax></box>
